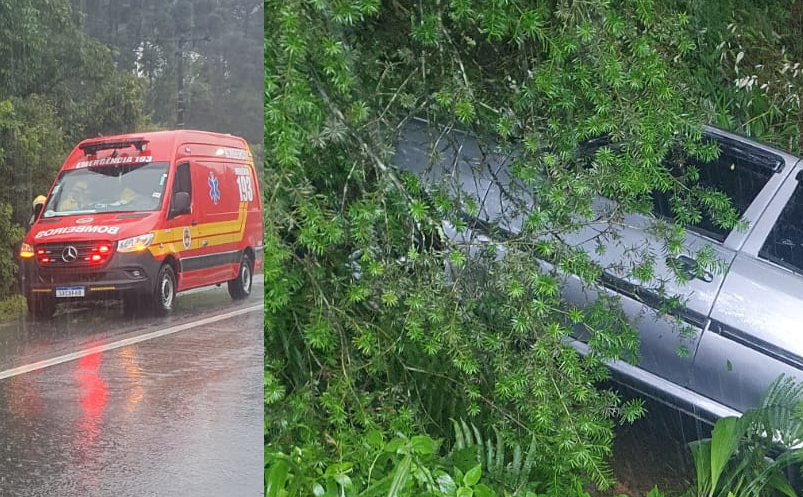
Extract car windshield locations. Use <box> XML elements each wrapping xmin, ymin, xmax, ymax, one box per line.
<box><xmin>42</xmin><ymin>161</ymin><xmax>169</xmax><ymax>217</ymax></box>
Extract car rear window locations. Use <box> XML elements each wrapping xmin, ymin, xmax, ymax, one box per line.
<box><xmin>759</xmin><ymin>180</ymin><xmax>803</xmax><ymax>273</ymax></box>
<box><xmin>651</xmin><ymin>138</ymin><xmax>777</xmax><ymax>242</ymax></box>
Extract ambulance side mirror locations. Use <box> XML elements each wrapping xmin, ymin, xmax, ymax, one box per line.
<box><xmin>169</xmin><ymin>191</ymin><xmax>191</xmax><ymax>218</ymax></box>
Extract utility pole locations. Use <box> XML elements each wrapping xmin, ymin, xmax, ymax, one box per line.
<box><xmin>176</xmin><ymin>36</ymin><xmax>187</xmax><ymax>128</ymax></box>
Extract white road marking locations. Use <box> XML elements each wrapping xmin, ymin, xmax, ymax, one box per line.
<box><xmin>0</xmin><ymin>304</ymin><xmax>263</xmax><ymax>381</ymax></box>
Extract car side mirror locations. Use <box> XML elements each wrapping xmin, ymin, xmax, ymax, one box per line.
<box><xmin>169</xmin><ymin>191</ymin><xmax>191</xmax><ymax>218</ymax></box>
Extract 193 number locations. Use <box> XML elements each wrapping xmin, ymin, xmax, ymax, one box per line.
<box><xmin>236</xmin><ymin>174</ymin><xmax>254</xmax><ymax>202</ymax></box>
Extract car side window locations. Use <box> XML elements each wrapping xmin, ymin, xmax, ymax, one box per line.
<box><xmin>172</xmin><ymin>162</ymin><xmax>192</xmax><ymax>197</ymax></box>
<box><xmin>168</xmin><ymin>162</ymin><xmax>192</xmax><ymax>217</ymax></box>
<box><xmin>759</xmin><ymin>181</ymin><xmax>803</xmax><ymax>273</ymax></box>
<box><xmin>652</xmin><ymin>139</ymin><xmax>776</xmax><ymax>242</ymax></box>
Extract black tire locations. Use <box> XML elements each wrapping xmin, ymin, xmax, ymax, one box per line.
<box><xmin>27</xmin><ymin>295</ymin><xmax>56</xmax><ymax>320</ymax></box>
<box><xmin>227</xmin><ymin>253</ymin><xmax>253</xmax><ymax>300</ymax></box>
<box><xmin>152</xmin><ymin>264</ymin><xmax>177</xmax><ymax>315</ymax></box>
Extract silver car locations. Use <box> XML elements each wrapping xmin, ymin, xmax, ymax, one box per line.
<box><xmin>393</xmin><ymin>119</ymin><xmax>803</xmax><ymax>423</ymax></box>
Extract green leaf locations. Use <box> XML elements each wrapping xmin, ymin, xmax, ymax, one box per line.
<box><xmin>334</xmin><ymin>473</ymin><xmax>353</xmax><ymax>488</ymax></box>
<box><xmin>449</xmin><ymin>250</ymin><xmax>467</xmax><ymax>268</ymax></box>
<box><xmin>411</xmin><ymin>435</ymin><xmax>436</xmax><ymax>455</ymax></box>
<box><xmin>387</xmin><ymin>455</ymin><xmax>412</xmax><ymax>497</ymax></box>
<box><xmin>367</xmin><ymin>430</ymin><xmax>384</xmax><ymax>449</ymax></box>
<box><xmin>457</xmin><ymin>487</ymin><xmax>473</xmax><ymax>497</ymax></box>
<box><xmin>385</xmin><ymin>437</ymin><xmax>406</xmax><ymax>454</ymax></box>
<box><xmin>689</xmin><ymin>440</ymin><xmax>712</xmax><ymax>497</ymax></box>
<box><xmin>474</xmin><ymin>483</ymin><xmax>496</xmax><ymax>497</ymax></box>
<box><xmin>437</xmin><ymin>473</ymin><xmax>457</xmax><ymax>495</ymax></box>
<box><xmin>410</xmin><ymin>199</ymin><xmax>428</xmax><ymax>222</ymax></box>
<box><xmin>266</xmin><ymin>458</ymin><xmax>290</xmax><ymax>497</ymax></box>
<box><xmin>455</xmin><ymin>99</ymin><xmax>475</xmax><ymax>124</ymax></box>
<box><xmin>381</xmin><ymin>290</ymin><xmax>399</xmax><ymax>307</ymax></box>
<box><xmin>709</xmin><ymin>416</ymin><xmax>741</xmax><ymax>493</ymax></box>
<box><xmin>463</xmin><ymin>464</ymin><xmax>482</xmax><ymax>487</ymax></box>
<box><xmin>645</xmin><ymin>486</ymin><xmax>664</xmax><ymax>497</ymax></box>
<box><xmin>325</xmin><ymin>462</ymin><xmax>351</xmax><ymax>475</ymax></box>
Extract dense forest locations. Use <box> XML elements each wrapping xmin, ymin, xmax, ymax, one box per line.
<box><xmin>0</xmin><ymin>0</ymin><xmax>262</xmax><ymax>302</ymax></box>
<box><xmin>266</xmin><ymin>1</ymin><xmax>803</xmax><ymax>496</ymax></box>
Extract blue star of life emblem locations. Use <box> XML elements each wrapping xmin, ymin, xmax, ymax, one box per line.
<box><xmin>208</xmin><ymin>171</ymin><xmax>220</xmax><ymax>205</ymax></box>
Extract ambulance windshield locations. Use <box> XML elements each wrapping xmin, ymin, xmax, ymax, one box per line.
<box><xmin>42</xmin><ymin>162</ymin><xmax>170</xmax><ymax>217</ymax></box>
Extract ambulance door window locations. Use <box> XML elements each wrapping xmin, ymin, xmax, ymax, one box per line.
<box><xmin>169</xmin><ymin>162</ymin><xmax>192</xmax><ymax>219</ymax></box>
<box><xmin>173</xmin><ymin>163</ymin><xmax>192</xmax><ymax>197</ymax></box>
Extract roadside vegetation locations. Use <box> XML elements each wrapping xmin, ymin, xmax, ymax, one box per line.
<box><xmin>265</xmin><ymin>0</ymin><xmax>803</xmax><ymax>496</ymax></box>
<box><xmin>0</xmin><ymin>0</ymin><xmax>262</xmax><ymax>319</ymax></box>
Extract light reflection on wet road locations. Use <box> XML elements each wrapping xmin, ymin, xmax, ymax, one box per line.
<box><xmin>0</xmin><ymin>282</ymin><xmax>263</xmax><ymax>496</ymax></box>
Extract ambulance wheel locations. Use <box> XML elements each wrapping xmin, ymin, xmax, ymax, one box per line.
<box><xmin>153</xmin><ymin>264</ymin><xmax>177</xmax><ymax>315</ymax></box>
<box><xmin>228</xmin><ymin>253</ymin><xmax>253</xmax><ymax>300</ymax></box>
<box><xmin>27</xmin><ymin>295</ymin><xmax>56</xmax><ymax>320</ymax></box>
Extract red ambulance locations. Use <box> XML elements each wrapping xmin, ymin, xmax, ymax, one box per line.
<box><xmin>18</xmin><ymin>129</ymin><xmax>263</xmax><ymax>318</ymax></box>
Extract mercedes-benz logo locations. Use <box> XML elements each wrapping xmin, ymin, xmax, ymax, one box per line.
<box><xmin>61</xmin><ymin>245</ymin><xmax>78</xmax><ymax>263</ymax></box>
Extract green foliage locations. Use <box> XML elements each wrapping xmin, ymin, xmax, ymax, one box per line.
<box><xmin>266</xmin><ymin>433</ymin><xmax>496</xmax><ymax>497</ymax></box>
<box><xmin>450</xmin><ymin>418</ymin><xmax>540</xmax><ymax>492</ymax></box>
<box><xmin>0</xmin><ymin>95</ymin><xmax>67</xmax><ymax>226</ymax></box>
<box><xmin>687</xmin><ymin>375</ymin><xmax>803</xmax><ymax>497</ymax></box>
<box><xmin>265</xmin><ymin>1</ymin><xmax>803</xmax><ymax>497</ymax></box>
<box><xmin>266</xmin><ymin>0</ymin><xmax>688</xmax><ymax>490</ymax></box>
<box><xmin>665</xmin><ymin>0</ymin><xmax>803</xmax><ymax>151</ymax></box>
<box><xmin>0</xmin><ymin>202</ymin><xmax>25</xmax><ymax>298</ymax></box>
<box><xmin>0</xmin><ymin>294</ymin><xmax>27</xmax><ymax>322</ymax></box>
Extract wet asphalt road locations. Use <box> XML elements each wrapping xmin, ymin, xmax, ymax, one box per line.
<box><xmin>0</xmin><ymin>278</ymin><xmax>263</xmax><ymax>496</ymax></box>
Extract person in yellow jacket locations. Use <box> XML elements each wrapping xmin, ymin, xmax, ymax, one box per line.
<box><xmin>28</xmin><ymin>195</ymin><xmax>47</xmax><ymax>226</ymax></box>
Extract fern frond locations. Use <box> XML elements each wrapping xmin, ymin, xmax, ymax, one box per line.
<box><xmin>519</xmin><ymin>436</ymin><xmax>538</xmax><ymax>487</ymax></box>
<box><xmin>460</xmin><ymin>418</ymin><xmax>474</xmax><ymax>449</ymax></box>
<box><xmin>485</xmin><ymin>429</ymin><xmax>495</xmax><ymax>471</ymax></box>
<box><xmin>508</xmin><ymin>441</ymin><xmax>523</xmax><ymax>483</ymax></box>
<box><xmin>494</xmin><ymin>427</ymin><xmax>505</xmax><ymax>474</ymax></box>
<box><xmin>471</xmin><ymin>423</ymin><xmax>484</xmax><ymax>462</ymax></box>
<box><xmin>755</xmin><ymin>375</ymin><xmax>803</xmax><ymax>447</ymax></box>
<box><xmin>759</xmin><ymin>375</ymin><xmax>803</xmax><ymax>415</ymax></box>
<box><xmin>449</xmin><ymin>418</ymin><xmax>540</xmax><ymax>488</ymax></box>
<box><xmin>452</xmin><ymin>418</ymin><xmax>466</xmax><ymax>450</ymax></box>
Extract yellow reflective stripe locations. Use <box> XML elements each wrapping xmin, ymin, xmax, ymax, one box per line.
<box><xmin>147</xmin><ymin>202</ymin><xmax>250</xmax><ymax>258</ymax></box>
<box><xmin>200</xmin><ymin>203</ymin><xmax>248</xmax><ymax>238</ymax></box>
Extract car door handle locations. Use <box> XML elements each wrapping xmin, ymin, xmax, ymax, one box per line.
<box><xmin>666</xmin><ymin>255</ymin><xmax>714</xmax><ymax>283</ymax></box>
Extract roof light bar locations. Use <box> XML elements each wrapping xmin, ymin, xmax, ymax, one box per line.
<box><xmin>79</xmin><ymin>138</ymin><xmax>149</xmax><ymax>156</ymax></box>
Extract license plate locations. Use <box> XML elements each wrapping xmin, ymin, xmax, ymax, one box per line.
<box><xmin>55</xmin><ymin>286</ymin><xmax>85</xmax><ymax>298</ymax></box>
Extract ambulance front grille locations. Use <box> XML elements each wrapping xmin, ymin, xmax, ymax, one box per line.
<box><xmin>35</xmin><ymin>241</ymin><xmax>114</xmax><ymax>268</ymax></box>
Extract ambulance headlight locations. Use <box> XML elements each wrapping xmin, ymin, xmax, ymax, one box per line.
<box><xmin>19</xmin><ymin>243</ymin><xmax>35</xmax><ymax>258</ymax></box>
<box><xmin>117</xmin><ymin>233</ymin><xmax>154</xmax><ymax>252</ymax></box>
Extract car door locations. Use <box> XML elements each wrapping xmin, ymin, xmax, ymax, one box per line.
<box><xmin>394</xmin><ymin>120</ymin><xmax>791</xmax><ymax>406</ymax></box>
<box><xmin>160</xmin><ymin>161</ymin><xmax>202</xmax><ymax>290</ymax></box>
<box><xmin>558</xmin><ymin>129</ymin><xmax>795</xmax><ymax>393</ymax></box>
<box><xmin>692</xmin><ymin>157</ymin><xmax>803</xmax><ymax>414</ymax></box>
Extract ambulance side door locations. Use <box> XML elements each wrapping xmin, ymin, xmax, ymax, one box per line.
<box><xmin>188</xmin><ymin>159</ymin><xmax>240</xmax><ymax>284</ymax></box>
<box><xmin>160</xmin><ymin>162</ymin><xmax>202</xmax><ymax>291</ymax></box>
